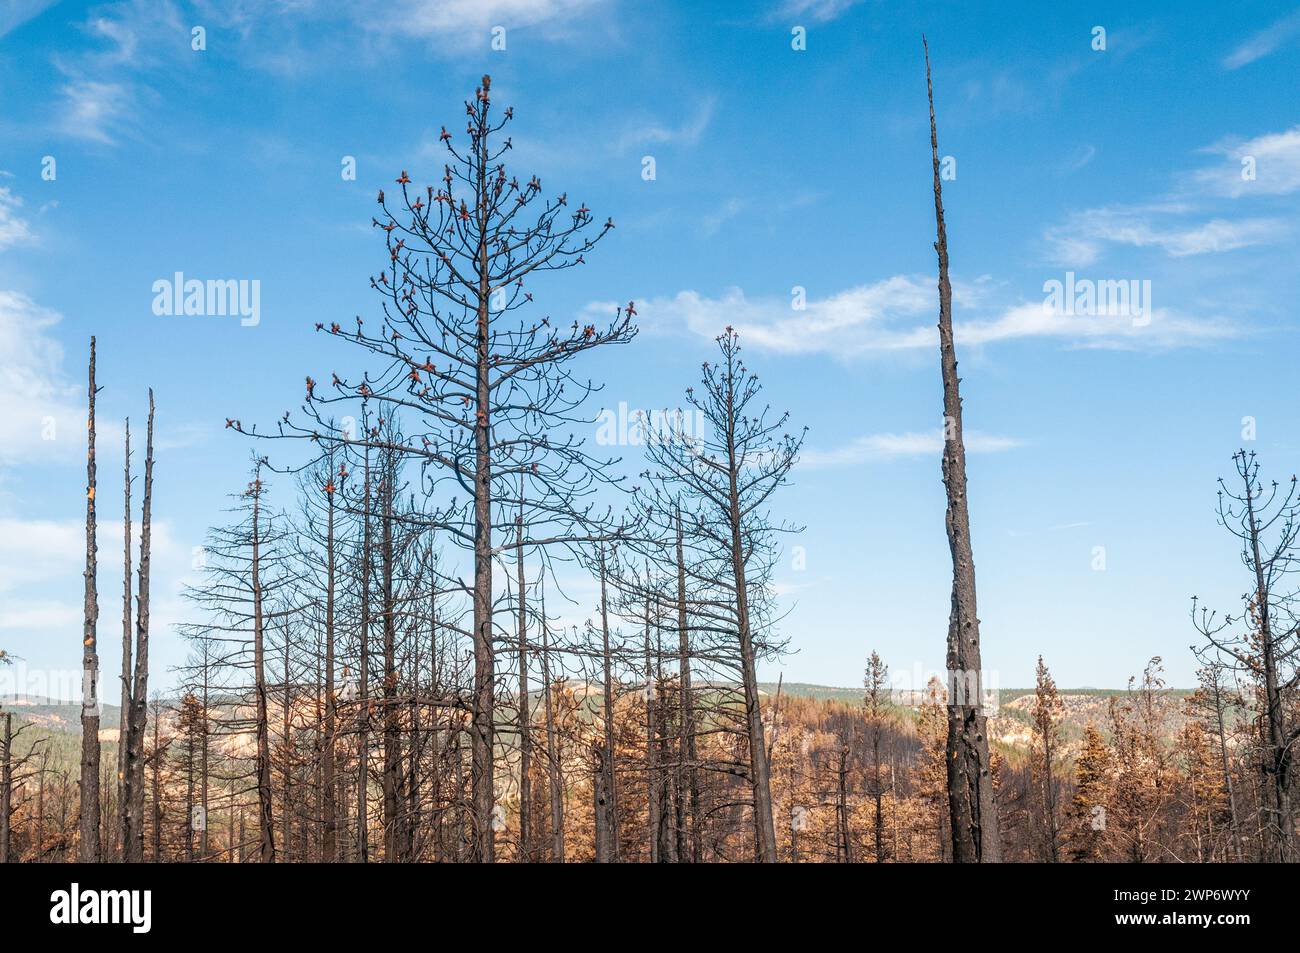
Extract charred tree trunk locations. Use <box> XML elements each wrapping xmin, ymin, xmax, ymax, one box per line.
<box><xmin>199</xmin><ymin>653</ymin><xmax>210</xmax><ymax>860</ymax></box>
<box><xmin>357</xmin><ymin>442</ymin><xmax>371</xmax><ymax>863</ymax></box>
<box><xmin>470</xmin><ymin>113</ymin><xmax>497</xmax><ymax>867</ymax></box>
<box><xmin>924</xmin><ymin>38</ymin><xmax>1001</xmax><ymax>864</ymax></box>
<box><xmin>125</xmin><ymin>392</ymin><xmax>155</xmax><ymax>863</ymax></box>
<box><xmin>250</xmin><ymin>464</ymin><xmax>276</xmax><ymax>862</ymax></box>
<box><xmin>597</xmin><ymin>546</ymin><xmax>619</xmax><ymax>861</ymax></box>
<box><xmin>1</xmin><ymin>712</ymin><xmax>11</xmax><ymax>863</ymax></box>
<box><xmin>515</xmin><ymin>501</ymin><xmax>532</xmax><ymax>862</ymax></box>
<box><xmin>1241</xmin><ymin>467</ymin><xmax>1294</xmax><ymax>862</ymax></box>
<box><xmin>79</xmin><ymin>336</ymin><xmax>102</xmax><ymax>863</ymax></box>
<box><xmin>281</xmin><ymin>628</ymin><xmax>293</xmax><ymax>861</ymax></box>
<box><xmin>380</xmin><ymin>466</ymin><xmax>400</xmax><ymax>862</ymax></box>
<box><xmin>117</xmin><ymin>419</ymin><xmax>132</xmax><ymax>857</ymax></box>
<box><xmin>540</xmin><ymin>582</ymin><xmax>564</xmax><ymax>863</ymax></box>
<box><xmin>675</xmin><ymin>507</ymin><xmax>700</xmax><ymax>863</ymax></box>
<box><xmin>322</xmin><ymin>462</ymin><xmax>338</xmax><ymax>862</ymax></box>
<box><xmin>722</xmin><ymin>389</ymin><xmax>778</xmax><ymax>863</ymax></box>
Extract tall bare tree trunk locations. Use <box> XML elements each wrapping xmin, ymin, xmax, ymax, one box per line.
<box><xmin>1241</xmin><ymin>467</ymin><xmax>1294</xmax><ymax>862</ymax></box>
<box><xmin>427</xmin><ymin>572</ymin><xmax>441</xmax><ymax>862</ymax></box>
<box><xmin>250</xmin><ymin>463</ymin><xmax>276</xmax><ymax>862</ymax></box>
<box><xmin>674</xmin><ymin>507</ymin><xmax>700</xmax><ymax>863</ymax></box>
<box><xmin>515</xmin><ymin>500</ymin><xmax>532</xmax><ymax>862</ymax></box>
<box><xmin>80</xmin><ymin>336</ymin><xmax>102</xmax><ymax>863</ymax></box>
<box><xmin>357</xmin><ymin>442</ymin><xmax>371</xmax><ymax>863</ymax></box>
<box><xmin>125</xmin><ymin>391</ymin><xmax>155</xmax><ymax>862</ymax></box>
<box><xmin>380</xmin><ymin>465</ymin><xmax>400</xmax><ymax>862</ymax></box>
<box><xmin>924</xmin><ymin>39</ymin><xmax>1001</xmax><ymax>864</ymax></box>
<box><xmin>722</xmin><ymin>384</ymin><xmax>778</xmax><ymax>863</ymax></box>
<box><xmin>596</xmin><ymin>546</ymin><xmax>619</xmax><ymax>861</ymax></box>
<box><xmin>1</xmin><ymin>712</ymin><xmax>11</xmax><ymax>863</ymax></box>
<box><xmin>643</xmin><ymin>593</ymin><xmax>667</xmax><ymax>862</ymax></box>
<box><xmin>281</xmin><ymin>628</ymin><xmax>293</xmax><ymax>861</ymax></box>
<box><xmin>199</xmin><ymin>650</ymin><xmax>210</xmax><ymax>859</ymax></box>
<box><xmin>322</xmin><ymin>463</ymin><xmax>338</xmax><ymax>862</ymax></box>
<box><xmin>540</xmin><ymin>581</ymin><xmax>564</xmax><ymax>863</ymax></box>
<box><xmin>117</xmin><ymin>419</ymin><xmax>132</xmax><ymax>858</ymax></box>
<box><xmin>470</xmin><ymin>116</ymin><xmax>497</xmax><ymax>866</ymax></box>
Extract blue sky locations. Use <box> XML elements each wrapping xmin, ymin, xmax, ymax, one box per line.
<box><xmin>1</xmin><ymin>0</ymin><xmax>1299</xmax><ymax>696</ymax></box>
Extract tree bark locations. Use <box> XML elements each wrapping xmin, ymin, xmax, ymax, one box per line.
<box><xmin>125</xmin><ymin>391</ymin><xmax>155</xmax><ymax>862</ymax></box>
<box><xmin>117</xmin><ymin>419</ymin><xmax>132</xmax><ymax>857</ymax></box>
<box><xmin>80</xmin><ymin>336</ymin><xmax>102</xmax><ymax>863</ymax></box>
<box><xmin>250</xmin><ymin>463</ymin><xmax>276</xmax><ymax>862</ymax></box>
<box><xmin>322</xmin><ymin>461</ymin><xmax>338</xmax><ymax>862</ymax></box>
<box><xmin>675</xmin><ymin>506</ymin><xmax>700</xmax><ymax>863</ymax></box>
<box><xmin>357</xmin><ymin>442</ymin><xmax>371</xmax><ymax>863</ymax></box>
<box><xmin>924</xmin><ymin>38</ymin><xmax>1001</xmax><ymax>864</ymax></box>
<box><xmin>540</xmin><ymin>581</ymin><xmax>564</xmax><ymax>863</ymax></box>
<box><xmin>515</xmin><ymin>500</ymin><xmax>532</xmax><ymax>861</ymax></box>
<box><xmin>380</xmin><ymin>463</ymin><xmax>400</xmax><ymax>862</ymax></box>
<box><xmin>1241</xmin><ymin>464</ymin><xmax>1294</xmax><ymax>862</ymax></box>
<box><xmin>1</xmin><ymin>713</ymin><xmax>11</xmax><ymax>863</ymax></box>
<box><xmin>470</xmin><ymin>100</ymin><xmax>497</xmax><ymax>866</ymax></box>
<box><xmin>596</xmin><ymin>546</ymin><xmax>619</xmax><ymax>861</ymax></box>
<box><xmin>721</xmin><ymin>371</ymin><xmax>778</xmax><ymax>863</ymax></box>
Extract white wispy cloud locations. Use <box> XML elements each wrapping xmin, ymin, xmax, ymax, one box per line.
<box><xmin>801</xmin><ymin>429</ymin><xmax>1023</xmax><ymax>468</ymax></box>
<box><xmin>0</xmin><ymin>187</ymin><xmax>33</xmax><ymax>250</ymax></box>
<box><xmin>1190</xmin><ymin>125</ymin><xmax>1300</xmax><ymax>197</ymax></box>
<box><xmin>0</xmin><ymin>603</ymin><xmax>82</xmax><ymax>632</ymax></box>
<box><xmin>1044</xmin><ymin>203</ymin><xmax>1288</xmax><ymax>266</ymax></box>
<box><xmin>57</xmin><ymin>79</ymin><xmax>134</xmax><ymax>145</ymax></box>
<box><xmin>0</xmin><ymin>292</ymin><xmax>86</xmax><ymax>467</ymax></box>
<box><xmin>615</xmin><ymin>97</ymin><xmax>716</xmax><ymax>153</ymax></box>
<box><xmin>364</xmin><ymin>0</ymin><xmax>606</xmax><ymax>40</ymax></box>
<box><xmin>699</xmin><ymin>198</ymin><xmax>746</xmax><ymax>237</ymax></box>
<box><xmin>0</xmin><ymin>0</ymin><xmax>58</xmax><ymax>39</ymax></box>
<box><xmin>49</xmin><ymin>1</ymin><xmax>185</xmax><ymax>145</ymax></box>
<box><xmin>772</xmin><ymin>0</ymin><xmax>864</xmax><ymax>24</ymax></box>
<box><xmin>0</xmin><ymin>516</ymin><xmax>188</xmax><ymax>660</ymax></box>
<box><xmin>1058</xmin><ymin>144</ymin><xmax>1096</xmax><ymax>175</ymax></box>
<box><xmin>618</xmin><ymin>276</ymin><xmax>1231</xmax><ymax>357</ymax></box>
<box><xmin>1223</xmin><ymin>8</ymin><xmax>1300</xmax><ymax>69</ymax></box>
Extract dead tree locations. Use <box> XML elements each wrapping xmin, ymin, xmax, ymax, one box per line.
<box><xmin>539</xmin><ymin>578</ymin><xmax>565</xmax><ymax>862</ymax></box>
<box><xmin>80</xmin><ymin>336</ymin><xmax>102</xmax><ymax>863</ymax></box>
<box><xmin>595</xmin><ymin>545</ymin><xmax>620</xmax><ymax>860</ymax></box>
<box><xmin>123</xmin><ymin>390</ymin><xmax>155</xmax><ymax>862</ymax></box>
<box><xmin>1</xmin><ymin>712</ymin><xmax>11</xmax><ymax>862</ymax></box>
<box><xmin>1193</xmin><ymin>450</ymin><xmax>1300</xmax><ymax>862</ymax></box>
<box><xmin>513</xmin><ymin>489</ymin><xmax>533</xmax><ymax>861</ymax></box>
<box><xmin>923</xmin><ymin>38</ymin><xmax>1001</xmax><ymax>863</ymax></box>
<box><xmin>1030</xmin><ymin>656</ymin><xmax>1063</xmax><ymax>862</ymax></box>
<box><xmin>249</xmin><ymin>463</ymin><xmax>277</xmax><ymax>862</ymax></box>
<box><xmin>117</xmin><ymin>418</ymin><xmax>132</xmax><ymax>856</ymax></box>
<box><xmin>864</xmin><ymin>651</ymin><xmax>891</xmax><ymax>862</ymax></box>
<box><xmin>639</xmin><ymin>328</ymin><xmax>804</xmax><ymax>863</ymax></box>
<box><xmin>1191</xmin><ymin>662</ymin><xmax>1245</xmax><ymax>862</ymax></box>
<box><xmin>237</xmin><ymin>75</ymin><xmax>635</xmax><ymax>861</ymax></box>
